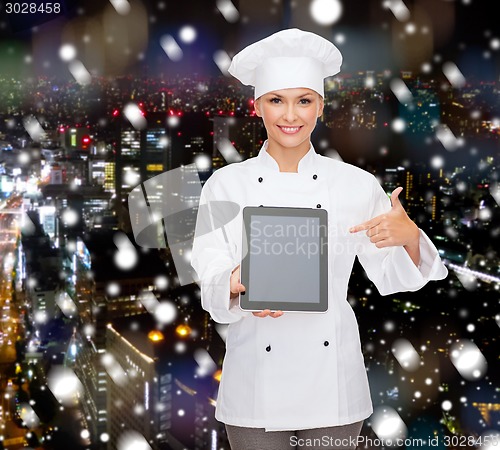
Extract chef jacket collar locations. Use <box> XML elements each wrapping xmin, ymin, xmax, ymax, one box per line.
<box><xmin>257</xmin><ymin>140</ymin><xmax>317</xmax><ymax>173</ymax></box>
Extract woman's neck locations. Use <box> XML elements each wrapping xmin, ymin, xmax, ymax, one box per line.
<box><xmin>266</xmin><ymin>140</ymin><xmax>311</xmax><ymax>173</ymax></box>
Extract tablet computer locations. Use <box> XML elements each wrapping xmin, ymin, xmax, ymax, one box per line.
<box><xmin>239</xmin><ymin>206</ymin><xmax>328</xmax><ymax>313</ymax></box>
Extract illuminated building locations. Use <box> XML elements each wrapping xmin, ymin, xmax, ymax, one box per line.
<box><xmin>19</xmin><ymin>211</ymin><xmax>61</xmax><ymax>322</ymax></box>
<box><xmin>118</xmin><ymin>112</ymin><xmax>212</xmax><ymax>271</ymax></box>
<box><xmin>88</xmin><ymin>155</ymin><xmax>117</xmax><ymax>195</ymax></box>
<box><xmin>212</xmin><ymin>116</ymin><xmax>265</xmax><ymax>169</ymax></box>
<box><xmin>73</xmin><ymin>230</ymin><xmax>168</xmax><ymax>446</ymax></box>
<box><xmin>472</xmin><ymin>402</ymin><xmax>500</xmax><ymax>425</ymax></box>
<box><xmin>39</xmin><ymin>184</ymin><xmax>112</xmax><ymax>237</ymax></box>
<box><xmin>167</xmin><ymin>112</ymin><xmax>212</xmax><ymax>181</ymax></box>
<box><xmin>384</xmin><ymin>166</ymin><xmax>407</xmax><ymax>194</ymax></box>
<box><xmin>103</xmin><ymin>161</ymin><xmax>116</xmax><ymax>193</ymax></box>
<box><xmin>60</xmin><ymin>127</ymin><xmax>93</xmax><ymax>153</ymax></box>
<box><xmin>117</xmin><ymin>129</ymin><xmax>141</xmax><ymax>199</ymax></box>
<box><xmin>114</xmin><ymin>112</ymin><xmax>171</xmax><ymax>204</ymax></box>
<box><xmin>105</xmin><ymin>314</ymin><xmax>226</xmax><ymax>450</ymax></box>
<box><xmin>49</xmin><ymin>164</ymin><xmax>63</xmax><ymax>184</ymax></box>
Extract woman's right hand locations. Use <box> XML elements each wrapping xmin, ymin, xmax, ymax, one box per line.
<box><xmin>230</xmin><ymin>265</ymin><xmax>246</xmax><ymax>298</ymax></box>
<box><xmin>230</xmin><ymin>266</ymin><xmax>283</xmax><ymax>319</ymax></box>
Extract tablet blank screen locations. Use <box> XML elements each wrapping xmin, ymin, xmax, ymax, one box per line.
<box><xmin>247</xmin><ymin>215</ymin><xmax>321</xmax><ymax>304</ymax></box>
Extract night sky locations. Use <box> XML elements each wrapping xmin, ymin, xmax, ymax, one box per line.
<box><xmin>1</xmin><ymin>0</ymin><xmax>499</xmax><ymax>80</ymax></box>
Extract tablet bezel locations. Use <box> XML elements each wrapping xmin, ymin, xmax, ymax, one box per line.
<box><xmin>239</xmin><ymin>206</ymin><xmax>328</xmax><ymax>313</ymax></box>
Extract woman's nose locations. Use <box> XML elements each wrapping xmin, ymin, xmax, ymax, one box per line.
<box><xmin>282</xmin><ymin>105</ymin><xmax>297</xmax><ymax>122</ymax></box>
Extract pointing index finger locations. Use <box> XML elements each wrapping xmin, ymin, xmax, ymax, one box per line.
<box><xmin>349</xmin><ymin>216</ymin><xmax>380</xmax><ymax>233</ymax></box>
<box><xmin>349</xmin><ymin>222</ymin><xmax>368</xmax><ymax>233</ymax></box>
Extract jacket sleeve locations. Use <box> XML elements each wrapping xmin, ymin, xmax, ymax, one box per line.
<box><xmin>356</xmin><ymin>177</ymin><xmax>448</xmax><ymax>296</ymax></box>
<box><xmin>190</xmin><ymin>180</ymin><xmax>251</xmax><ymax>324</ymax></box>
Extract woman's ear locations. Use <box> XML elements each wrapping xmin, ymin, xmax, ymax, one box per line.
<box><xmin>317</xmin><ymin>95</ymin><xmax>324</xmax><ymax>117</ymax></box>
<box><xmin>254</xmin><ymin>97</ymin><xmax>262</xmax><ymax>117</ymax></box>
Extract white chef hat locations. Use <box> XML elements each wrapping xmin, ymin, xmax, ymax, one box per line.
<box><xmin>228</xmin><ymin>28</ymin><xmax>343</xmax><ymax>99</ymax></box>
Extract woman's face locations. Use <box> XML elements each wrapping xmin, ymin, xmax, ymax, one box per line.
<box><xmin>254</xmin><ymin>87</ymin><xmax>324</xmax><ymax>154</ymax></box>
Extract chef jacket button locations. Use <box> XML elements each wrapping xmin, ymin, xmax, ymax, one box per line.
<box><xmin>313</xmin><ymin>174</ymin><xmax>318</xmax><ymax>180</ymax></box>
<box><xmin>266</xmin><ymin>345</ymin><xmax>271</xmax><ymax>352</ymax></box>
<box><xmin>258</xmin><ymin>177</ymin><xmax>263</xmax><ymax>183</ymax></box>
<box><xmin>316</xmin><ymin>204</ymin><xmax>321</xmax><ymax>208</ymax></box>
<box><xmin>324</xmin><ymin>341</ymin><xmax>329</xmax><ymax>347</ymax></box>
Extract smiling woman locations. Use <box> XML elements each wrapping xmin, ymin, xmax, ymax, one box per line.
<box><xmin>254</xmin><ymin>88</ymin><xmax>324</xmax><ymax>172</ymax></box>
<box><xmin>191</xmin><ymin>28</ymin><xmax>447</xmax><ymax>450</ymax></box>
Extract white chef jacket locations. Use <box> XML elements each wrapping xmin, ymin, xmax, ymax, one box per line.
<box><xmin>191</xmin><ymin>142</ymin><xmax>448</xmax><ymax>431</ymax></box>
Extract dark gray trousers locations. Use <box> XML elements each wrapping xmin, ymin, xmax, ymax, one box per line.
<box><xmin>226</xmin><ymin>420</ymin><xmax>363</xmax><ymax>450</ymax></box>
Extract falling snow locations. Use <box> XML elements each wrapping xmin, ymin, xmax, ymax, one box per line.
<box><xmin>0</xmin><ymin>1</ymin><xmax>498</xmax><ymax>448</ymax></box>
<box><xmin>59</xmin><ymin>44</ymin><xmax>77</xmax><ymax>62</ymax></box>
<box><xmin>47</xmin><ymin>366</ymin><xmax>84</xmax><ymax>406</ymax></box>
<box><xmin>443</xmin><ymin>61</ymin><xmax>466</xmax><ymax>88</ymax></box>
<box><xmin>160</xmin><ymin>35</ymin><xmax>183</xmax><ymax>62</ymax></box>
<box><xmin>216</xmin><ymin>0</ymin><xmax>239</xmax><ymax>23</ymax></box>
<box><xmin>371</xmin><ymin>406</ymin><xmax>408</xmax><ymax>441</ymax></box>
<box><xmin>153</xmin><ymin>301</ymin><xmax>177</xmax><ymax>324</ymax></box>
<box><xmin>309</xmin><ymin>0</ymin><xmax>343</xmax><ymax>26</ymax></box>
<box><xmin>113</xmin><ymin>232</ymin><xmax>139</xmax><ymax>270</ymax></box>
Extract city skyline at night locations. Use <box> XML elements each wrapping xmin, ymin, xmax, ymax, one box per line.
<box><xmin>0</xmin><ymin>1</ymin><xmax>499</xmax><ymax>450</ymax></box>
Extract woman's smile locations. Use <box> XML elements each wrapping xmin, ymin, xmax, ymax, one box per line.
<box><xmin>277</xmin><ymin>125</ymin><xmax>303</xmax><ymax>134</ymax></box>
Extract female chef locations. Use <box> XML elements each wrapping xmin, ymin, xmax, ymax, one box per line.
<box><xmin>191</xmin><ymin>29</ymin><xmax>448</xmax><ymax>450</ymax></box>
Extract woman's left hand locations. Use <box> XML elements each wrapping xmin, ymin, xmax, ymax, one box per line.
<box><xmin>252</xmin><ymin>309</ymin><xmax>284</xmax><ymax>318</ymax></box>
<box><xmin>349</xmin><ymin>187</ymin><xmax>420</xmax><ymax>265</ymax></box>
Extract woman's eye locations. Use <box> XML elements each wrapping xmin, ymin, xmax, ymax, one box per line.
<box><xmin>299</xmin><ymin>98</ymin><xmax>311</xmax><ymax>104</ymax></box>
<box><xmin>270</xmin><ymin>97</ymin><xmax>281</xmax><ymax>104</ymax></box>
